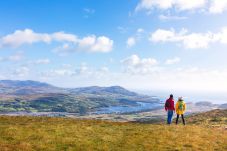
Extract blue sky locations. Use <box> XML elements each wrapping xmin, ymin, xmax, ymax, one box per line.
<box><xmin>1</xmin><ymin>0</ymin><xmax>227</xmax><ymax>93</ymax></box>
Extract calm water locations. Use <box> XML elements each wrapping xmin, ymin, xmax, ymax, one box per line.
<box><xmin>0</xmin><ymin>102</ymin><xmax>163</xmax><ymax>116</ymax></box>
<box><xmin>92</xmin><ymin>101</ymin><xmax>162</xmax><ymax>114</ymax></box>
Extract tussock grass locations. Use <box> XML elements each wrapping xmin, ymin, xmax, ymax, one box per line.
<box><xmin>186</xmin><ymin>109</ymin><xmax>227</xmax><ymax>127</ymax></box>
<box><xmin>0</xmin><ymin>116</ymin><xmax>226</xmax><ymax>151</ymax></box>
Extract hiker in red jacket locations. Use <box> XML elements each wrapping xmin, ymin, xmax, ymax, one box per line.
<box><xmin>165</xmin><ymin>94</ymin><xmax>175</xmax><ymax>124</ymax></box>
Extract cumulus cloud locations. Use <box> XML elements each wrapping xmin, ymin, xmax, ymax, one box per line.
<box><xmin>136</xmin><ymin>0</ymin><xmax>173</xmax><ymax>10</ymax></box>
<box><xmin>209</xmin><ymin>0</ymin><xmax>227</xmax><ymax>14</ymax></box>
<box><xmin>0</xmin><ymin>29</ymin><xmax>113</xmax><ymax>53</ymax></box>
<box><xmin>176</xmin><ymin>0</ymin><xmax>206</xmax><ymax>10</ymax></box>
<box><xmin>126</xmin><ymin>28</ymin><xmax>145</xmax><ymax>48</ymax></box>
<box><xmin>51</xmin><ymin>32</ymin><xmax>77</xmax><ymax>42</ymax></box>
<box><xmin>89</xmin><ymin>36</ymin><xmax>113</xmax><ymax>52</ymax></box>
<box><xmin>0</xmin><ymin>29</ymin><xmax>51</xmax><ymax>48</ymax></box>
<box><xmin>13</xmin><ymin>66</ymin><xmax>30</xmax><ymax>77</ymax></box>
<box><xmin>121</xmin><ymin>54</ymin><xmax>158</xmax><ymax>74</ymax></box>
<box><xmin>136</xmin><ymin>0</ymin><xmax>227</xmax><ymax>14</ymax></box>
<box><xmin>150</xmin><ymin>27</ymin><xmax>227</xmax><ymax>49</ymax></box>
<box><xmin>126</xmin><ymin>37</ymin><xmax>136</xmax><ymax>48</ymax></box>
<box><xmin>165</xmin><ymin>57</ymin><xmax>181</xmax><ymax>65</ymax></box>
<box><xmin>54</xmin><ymin>35</ymin><xmax>113</xmax><ymax>54</ymax></box>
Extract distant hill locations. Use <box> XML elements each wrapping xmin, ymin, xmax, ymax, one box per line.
<box><xmin>0</xmin><ymin>80</ymin><xmax>62</xmax><ymax>95</ymax></box>
<box><xmin>0</xmin><ymin>80</ymin><xmax>52</xmax><ymax>88</ymax></box>
<box><xmin>0</xmin><ymin>80</ymin><xmax>159</xmax><ymax>114</ymax></box>
<box><xmin>69</xmin><ymin>86</ymin><xmax>138</xmax><ymax>96</ymax></box>
<box><xmin>0</xmin><ymin>80</ymin><xmax>139</xmax><ymax>96</ymax></box>
<box><xmin>195</xmin><ymin>101</ymin><xmax>214</xmax><ymax>107</ymax></box>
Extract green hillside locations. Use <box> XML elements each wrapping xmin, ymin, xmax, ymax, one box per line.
<box><xmin>0</xmin><ymin>110</ymin><xmax>226</xmax><ymax>151</ymax></box>
<box><xmin>0</xmin><ymin>80</ymin><xmax>159</xmax><ymax>114</ymax></box>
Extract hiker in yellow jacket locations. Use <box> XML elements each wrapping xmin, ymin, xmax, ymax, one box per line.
<box><xmin>175</xmin><ymin>97</ymin><xmax>186</xmax><ymax>125</ymax></box>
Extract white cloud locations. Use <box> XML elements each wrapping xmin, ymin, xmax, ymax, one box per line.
<box><xmin>121</xmin><ymin>54</ymin><xmax>158</xmax><ymax>74</ymax></box>
<box><xmin>117</xmin><ymin>67</ymin><xmax>227</xmax><ymax>92</ymax></box>
<box><xmin>51</xmin><ymin>32</ymin><xmax>77</xmax><ymax>42</ymax></box>
<box><xmin>99</xmin><ymin>67</ymin><xmax>109</xmax><ymax>72</ymax></box>
<box><xmin>176</xmin><ymin>0</ymin><xmax>206</xmax><ymax>11</ymax></box>
<box><xmin>136</xmin><ymin>0</ymin><xmax>173</xmax><ymax>11</ymax></box>
<box><xmin>0</xmin><ymin>52</ymin><xmax>23</xmax><ymax>62</ymax></box>
<box><xmin>0</xmin><ymin>29</ymin><xmax>51</xmax><ymax>48</ymax></box>
<box><xmin>0</xmin><ymin>29</ymin><xmax>114</xmax><ymax>53</ymax></box>
<box><xmin>165</xmin><ymin>57</ymin><xmax>181</xmax><ymax>65</ymax></box>
<box><xmin>13</xmin><ymin>66</ymin><xmax>30</xmax><ymax>77</ymax></box>
<box><xmin>78</xmin><ymin>36</ymin><xmax>96</xmax><ymax>48</ymax></box>
<box><xmin>33</xmin><ymin>59</ymin><xmax>50</xmax><ymax>65</ymax></box>
<box><xmin>90</xmin><ymin>36</ymin><xmax>113</xmax><ymax>52</ymax></box>
<box><xmin>136</xmin><ymin>0</ymin><xmax>206</xmax><ymax>11</ymax></box>
<box><xmin>181</xmin><ymin>32</ymin><xmax>213</xmax><ymax>49</ymax></box>
<box><xmin>41</xmin><ymin>69</ymin><xmax>74</xmax><ymax>77</ymax></box>
<box><xmin>216</xmin><ymin>27</ymin><xmax>227</xmax><ymax>44</ymax></box>
<box><xmin>159</xmin><ymin>14</ymin><xmax>187</xmax><ymax>20</ymax></box>
<box><xmin>137</xmin><ymin>28</ymin><xmax>144</xmax><ymax>33</ymax></box>
<box><xmin>40</xmin><ymin>64</ymin><xmax>110</xmax><ymax>80</ymax></box>
<box><xmin>150</xmin><ymin>27</ymin><xmax>227</xmax><ymax>49</ymax></box>
<box><xmin>136</xmin><ymin>0</ymin><xmax>227</xmax><ymax>14</ymax></box>
<box><xmin>83</xmin><ymin>8</ymin><xmax>95</xmax><ymax>14</ymax></box>
<box><xmin>8</xmin><ymin>53</ymin><xmax>23</xmax><ymax>61</ymax></box>
<box><xmin>51</xmin><ymin>69</ymin><xmax>73</xmax><ymax>76</ymax></box>
<box><xmin>78</xmin><ymin>35</ymin><xmax>113</xmax><ymax>53</ymax></box>
<box><xmin>126</xmin><ymin>28</ymin><xmax>145</xmax><ymax>48</ymax></box>
<box><xmin>209</xmin><ymin>0</ymin><xmax>227</xmax><ymax>14</ymax></box>
<box><xmin>74</xmin><ymin>64</ymin><xmax>90</xmax><ymax>75</ymax></box>
<box><xmin>150</xmin><ymin>28</ymin><xmax>178</xmax><ymax>42</ymax></box>
<box><xmin>126</xmin><ymin>37</ymin><xmax>136</xmax><ymax>48</ymax></box>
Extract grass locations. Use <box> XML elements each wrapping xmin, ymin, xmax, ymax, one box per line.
<box><xmin>185</xmin><ymin>109</ymin><xmax>227</xmax><ymax>127</ymax></box>
<box><xmin>0</xmin><ymin>115</ymin><xmax>226</xmax><ymax>151</ymax></box>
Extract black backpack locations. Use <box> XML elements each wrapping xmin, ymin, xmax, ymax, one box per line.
<box><xmin>165</xmin><ymin>101</ymin><xmax>170</xmax><ymax>108</ymax></box>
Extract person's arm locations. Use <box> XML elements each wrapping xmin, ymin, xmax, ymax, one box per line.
<box><xmin>173</xmin><ymin>101</ymin><xmax>175</xmax><ymax>112</ymax></box>
<box><xmin>164</xmin><ymin>100</ymin><xmax>167</xmax><ymax>111</ymax></box>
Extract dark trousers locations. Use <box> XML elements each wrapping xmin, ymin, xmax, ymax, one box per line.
<box><xmin>176</xmin><ymin>114</ymin><xmax>185</xmax><ymax>125</ymax></box>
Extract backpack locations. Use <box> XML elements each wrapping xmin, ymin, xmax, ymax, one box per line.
<box><xmin>165</xmin><ymin>100</ymin><xmax>170</xmax><ymax>108</ymax></box>
<box><xmin>178</xmin><ymin>101</ymin><xmax>184</xmax><ymax>111</ymax></box>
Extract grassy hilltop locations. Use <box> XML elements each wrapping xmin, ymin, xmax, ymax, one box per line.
<box><xmin>0</xmin><ymin>109</ymin><xmax>226</xmax><ymax>151</ymax></box>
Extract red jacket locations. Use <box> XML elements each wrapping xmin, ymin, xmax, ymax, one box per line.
<box><xmin>165</xmin><ymin>98</ymin><xmax>175</xmax><ymax>111</ymax></box>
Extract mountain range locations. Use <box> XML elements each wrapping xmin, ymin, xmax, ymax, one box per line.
<box><xmin>0</xmin><ymin>80</ymin><xmax>159</xmax><ymax>114</ymax></box>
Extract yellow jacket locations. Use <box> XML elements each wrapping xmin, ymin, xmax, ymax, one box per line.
<box><xmin>175</xmin><ymin>100</ymin><xmax>186</xmax><ymax>115</ymax></box>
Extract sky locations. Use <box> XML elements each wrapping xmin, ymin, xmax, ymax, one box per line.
<box><xmin>0</xmin><ymin>0</ymin><xmax>227</xmax><ymax>94</ymax></box>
